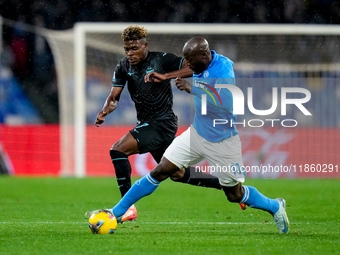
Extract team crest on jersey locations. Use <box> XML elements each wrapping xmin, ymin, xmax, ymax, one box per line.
<box><xmin>146</xmin><ymin>66</ymin><xmax>155</xmax><ymax>74</ymax></box>
<box><xmin>203</xmin><ymin>71</ymin><xmax>209</xmax><ymax>78</ymax></box>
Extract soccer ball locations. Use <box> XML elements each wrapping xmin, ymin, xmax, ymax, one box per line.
<box><xmin>88</xmin><ymin>210</ymin><xmax>117</xmax><ymax>234</ymax></box>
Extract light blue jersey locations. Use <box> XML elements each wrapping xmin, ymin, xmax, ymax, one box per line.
<box><xmin>191</xmin><ymin>50</ymin><xmax>238</xmax><ymax>142</ymax></box>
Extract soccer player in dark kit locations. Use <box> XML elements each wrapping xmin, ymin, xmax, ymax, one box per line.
<box><xmin>91</xmin><ymin>25</ymin><xmax>222</xmax><ymax>222</ymax></box>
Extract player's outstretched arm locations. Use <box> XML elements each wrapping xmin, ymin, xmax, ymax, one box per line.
<box><xmin>95</xmin><ymin>86</ymin><xmax>123</xmax><ymax>127</ymax></box>
<box><xmin>144</xmin><ymin>59</ymin><xmax>192</xmax><ymax>82</ymax></box>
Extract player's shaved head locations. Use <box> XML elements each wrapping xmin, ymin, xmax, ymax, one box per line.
<box><xmin>183</xmin><ymin>37</ymin><xmax>210</xmax><ymax>56</ymax></box>
<box><xmin>182</xmin><ymin>37</ymin><xmax>212</xmax><ymax>74</ymax></box>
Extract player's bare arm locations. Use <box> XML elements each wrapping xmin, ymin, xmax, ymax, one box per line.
<box><xmin>175</xmin><ymin>77</ymin><xmax>192</xmax><ymax>93</ymax></box>
<box><xmin>95</xmin><ymin>86</ymin><xmax>123</xmax><ymax>127</ymax></box>
<box><xmin>144</xmin><ymin>60</ymin><xmax>192</xmax><ymax>82</ymax></box>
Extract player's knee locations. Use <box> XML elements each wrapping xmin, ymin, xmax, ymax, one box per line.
<box><xmin>111</xmin><ymin>141</ymin><xmax>122</xmax><ymax>151</ymax></box>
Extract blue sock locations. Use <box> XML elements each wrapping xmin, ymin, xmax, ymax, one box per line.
<box><xmin>240</xmin><ymin>186</ymin><xmax>279</xmax><ymax>214</ymax></box>
<box><xmin>112</xmin><ymin>173</ymin><xmax>160</xmax><ymax>217</ymax></box>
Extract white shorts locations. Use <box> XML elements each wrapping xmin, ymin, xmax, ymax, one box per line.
<box><xmin>164</xmin><ymin>125</ymin><xmax>245</xmax><ymax>187</ymax></box>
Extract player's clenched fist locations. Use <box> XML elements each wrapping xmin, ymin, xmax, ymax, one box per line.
<box><xmin>95</xmin><ymin>111</ymin><xmax>106</xmax><ymax>127</ymax></box>
<box><xmin>144</xmin><ymin>71</ymin><xmax>166</xmax><ymax>83</ymax></box>
<box><xmin>95</xmin><ymin>100</ymin><xmax>118</xmax><ymax>127</ymax></box>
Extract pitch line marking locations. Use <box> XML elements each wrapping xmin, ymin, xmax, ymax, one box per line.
<box><xmin>0</xmin><ymin>221</ymin><xmax>269</xmax><ymax>225</ymax></box>
<box><xmin>0</xmin><ymin>221</ymin><xmax>311</xmax><ymax>225</ymax></box>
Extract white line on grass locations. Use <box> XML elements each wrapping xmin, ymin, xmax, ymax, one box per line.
<box><xmin>0</xmin><ymin>221</ymin><xmax>271</xmax><ymax>225</ymax></box>
<box><xmin>0</xmin><ymin>221</ymin><xmax>311</xmax><ymax>225</ymax></box>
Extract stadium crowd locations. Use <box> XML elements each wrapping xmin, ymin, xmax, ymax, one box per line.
<box><xmin>2</xmin><ymin>0</ymin><xmax>340</xmax><ymax>28</ymax></box>
<box><xmin>0</xmin><ymin>0</ymin><xmax>340</xmax><ymax>123</ymax></box>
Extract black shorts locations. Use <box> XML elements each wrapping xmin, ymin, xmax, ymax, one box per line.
<box><xmin>129</xmin><ymin>118</ymin><xmax>178</xmax><ymax>163</ymax></box>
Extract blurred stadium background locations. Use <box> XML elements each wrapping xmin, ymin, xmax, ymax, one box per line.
<box><xmin>0</xmin><ymin>0</ymin><xmax>339</xmax><ymax>178</ymax></box>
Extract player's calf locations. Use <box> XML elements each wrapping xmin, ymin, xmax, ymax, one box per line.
<box><xmin>150</xmin><ymin>157</ymin><xmax>180</xmax><ymax>182</ymax></box>
<box><xmin>172</xmin><ymin>167</ymin><xmax>222</xmax><ymax>190</ymax></box>
<box><xmin>222</xmin><ymin>183</ymin><xmax>244</xmax><ymax>203</ymax></box>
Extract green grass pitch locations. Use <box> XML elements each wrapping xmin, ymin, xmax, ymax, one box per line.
<box><xmin>0</xmin><ymin>177</ymin><xmax>339</xmax><ymax>255</ymax></box>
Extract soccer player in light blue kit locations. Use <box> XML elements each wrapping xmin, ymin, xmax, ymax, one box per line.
<box><xmin>105</xmin><ymin>37</ymin><xmax>289</xmax><ymax>234</ymax></box>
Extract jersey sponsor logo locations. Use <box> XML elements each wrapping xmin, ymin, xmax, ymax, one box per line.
<box><xmin>127</xmin><ymin>72</ymin><xmax>135</xmax><ymax>76</ymax></box>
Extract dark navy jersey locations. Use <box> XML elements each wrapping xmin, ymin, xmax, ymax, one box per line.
<box><xmin>113</xmin><ymin>51</ymin><xmax>184</xmax><ymax>123</ymax></box>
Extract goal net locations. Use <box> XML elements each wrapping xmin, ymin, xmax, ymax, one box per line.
<box><xmin>45</xmin><ymin>23</ymin><xmax>340</xmax><ymax>177</ymax></box>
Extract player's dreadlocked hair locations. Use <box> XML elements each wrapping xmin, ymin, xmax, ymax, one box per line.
<box><xmin>121</xmin><ymin>25</ymin><xmax>148</xmax><ymax>41</ymax></box>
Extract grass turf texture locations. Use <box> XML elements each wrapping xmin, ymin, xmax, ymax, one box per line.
<box><xmin>0</xmin><ymin>177</ymin><xmax>339</xmax><ymax>255</ymax></box>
